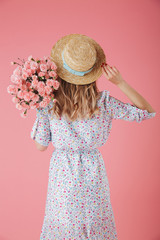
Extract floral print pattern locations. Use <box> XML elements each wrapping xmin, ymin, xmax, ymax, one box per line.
<box><xmin>31</xmin><ymin>90</ymin><xmax>156</xmax><ymax>239</ymax></box>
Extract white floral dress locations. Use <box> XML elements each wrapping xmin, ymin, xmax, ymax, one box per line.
<box><xmin>31</xmin><ymin>90</ymin><xmax>156</xmax><ymax>240</ymax></box>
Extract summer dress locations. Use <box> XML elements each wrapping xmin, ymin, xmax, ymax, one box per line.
<box><xmin>30</xmin><ymin>90</ymin><xmax>156</xmax><ymax>240</ymax></box>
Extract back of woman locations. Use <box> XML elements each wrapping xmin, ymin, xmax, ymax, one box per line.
<box><xmin>31</xmin><ymin>34</ymin><xmax>156</xmax><ymax>240</ymax></box>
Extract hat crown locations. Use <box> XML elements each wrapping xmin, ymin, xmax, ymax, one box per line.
<box><xmin>50</xmin><ymin>33</ymin><xmax>106</xmax><ymax>85</ymax></box>
<box><xmin>63</xmin><ymin>38</ymin><xmax>97</xmax><ymax>72</ymax></box>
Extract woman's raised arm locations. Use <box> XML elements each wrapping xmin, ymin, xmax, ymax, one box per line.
<box><xmin>101</xmin><ymin>63</ymin><xmax>156</xmax><ymax>113</ymax></box>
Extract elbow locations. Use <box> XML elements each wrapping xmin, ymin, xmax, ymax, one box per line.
<box><xmin>38</xmin><ymin>147</ymin><xmax>47</xmax><ymax>151</ymax></box>
<box><xmin>34</xmin><ymin>141</ymin><xmax>48</xmax><ymax>151</ymax></box>
<box><xmin>141</xmin><ymin>104</ymin><xmax>156</xmax><ymax>114</ymax></box>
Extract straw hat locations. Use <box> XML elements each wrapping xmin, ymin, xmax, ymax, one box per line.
<box><xmin>50</xmin><ymin>33</ymin><xmax>106</xmax><ymax>85</ymax></box>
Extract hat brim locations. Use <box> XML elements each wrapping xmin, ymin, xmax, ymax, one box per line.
<box><xmin>50</xmin><ymin>33</ymin><xmax>106</xmax><ymax>85</ymax></box>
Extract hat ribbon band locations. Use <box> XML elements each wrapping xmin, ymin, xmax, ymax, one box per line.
<box><xmin>62</xmin><ymin>50</ymin><xmax>95</xmax><ymax>76</ymax></box>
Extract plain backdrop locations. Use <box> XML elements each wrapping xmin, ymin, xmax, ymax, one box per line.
<box><xmin>1</xmin><ymin>0</ymin><xmax>160</xmax><ymax>239</ymax></box>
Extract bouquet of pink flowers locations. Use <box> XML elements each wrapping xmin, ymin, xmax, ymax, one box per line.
<box><xmin>7</xmin><ymin>55</ymin><xmax>60</xmax><ymax>118</ymax></box>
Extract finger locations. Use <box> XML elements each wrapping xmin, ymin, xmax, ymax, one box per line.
<box><xmin>103</xmin><ymin>66</ymin><xmax>113</xmax><ymax>78</ymax></box>
<box><xmin>102</xmin><ymin>66</ymin><xmax>109</xmax><ymax>78</ymax></box>
<box><xmin>105</xmin><ymin>65</ymin><xmax>116</xmax><ymax>75</ymax></box>
<box><xmin>102</xmin><ymin>66</ymin><xmax>108</xmax><ymax>75</ymax></box>
<box><xmin>103</xmin><ymin>65</ymin><xmax>114</xmax><ymax>77</ymax></box>
<box><xmin>112</xmin><ymin>66</ymin><xmax>119</xmax><ymax>73</ymax></box>
<box><xmin>103</xmin><ymin>65</ymin><xmax>112</xmax><ymax>75</ymax></box>
<box><xmin>106</xmin><ymin>70</ymin><xmax>113</xmax><ymax>79</ymax></box>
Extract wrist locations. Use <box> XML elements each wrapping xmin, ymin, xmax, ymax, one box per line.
<box><xmin>117</xmin><ymin>79</ymin><xmax>127</xmax><ymax>89</ymax></box>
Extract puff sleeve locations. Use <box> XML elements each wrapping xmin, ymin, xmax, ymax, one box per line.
<box><xmin>30</xmin><ymin>102</ymin><xmax>52</xmax><ymax>146</ymax></box>
<box><xmin>104</xmin><ymin>90</ymin><xmax>156</xmax><ymax>123</ymax></box>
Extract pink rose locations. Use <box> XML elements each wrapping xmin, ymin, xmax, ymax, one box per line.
<box><xmin>20</xmin><ymin>112</ymin><xmax>27</xmax><ymax>118</ymax></box>
<box><xmin>45</xmin><ymin>85</ymin><xmax>52</xmax><ymax>95</ymax></box>
<box><xmin>11</xmin><ymin>75</ymin><xmax>17</xmax><ymax>83</ymax></box>
<box><xmin>50</xmin><ymin>62</ymin><xmax>57</xmax><ymax>70</ymax></box>
<box><xmin>46</xmin><ymin>60</ymin><xmax>51</xmax><ymax>69</ymax></box>
<box><xmin>45</xmin><ymin>73</ymin><xmax>50</xmax><ymax>79</ymax></box>
<box><xmin>12</xmin><ymin>96</ymin><xmax>19</xmax><ymax>104</ymax></box>
<box><xmin>16</xmin><ymin>103</ymin><xmax>23</xmax><ymax>110</ymax></box>
<box><xmin>36</xmin><ymin>68</ymin><xmax>40</xmax><ymax>74</ymax></box>
<box><xmin>26</xmin><ymin>82</ymin><xmax>31</xmax><ymax>89</ymax></box>
<box><xmin>31</xmin><ymin>79</ymin><xmax>39</xmax><ymax>88</ymax></box>
<box><xmin>13</xmin><ymin>66</ymin><xmax>22</xmax><ymax>76</ymax></box>
<box><xmin>46</xmin><ymin>79</ymin><xmax>54</xmax><ymax>87</ymax></box>
<box><xmin>29</xmin><ymin>101</ymin><xmax>37</xmax><ymax>109</ymax></box>
<box><xmin>43</xmin><ymin>96</ymin><xmax>52</xmax><ymax>104</ymax></box>
<box><xmin>39</xmin><ymin>100</ymin><xmax>48</xmax><ymax>108</ymax></box>
<box><xmin>21</xmin><ymin>102</ymin><xmax>30</xmax><ymax>110</ymax></box>
<box><xmin>7</xmin><ymin>85</ymin><xmax>17</xmax><ymax>94</ymax></box>
<box><xmin>22</xmin><ymin>90</ymin><xmax>28</xmax><ymax>95</ymax></box>
<box><xmin>28</xmin><ymin>55</ymin><xmax>33</xmax><ymax>61</ymax></box>
<box><xmin>21</xmin><ymin>102</ymin><xmax>27</xmax><ymax>108</ymax></box>
<box><xmin>23</xmin><ymin>92</ymin><xmax>31</xmax><ymax>101</ymax></box>
<box><xmin>31</xmin><ymin>68</ymin><xmax>36</xmax><ymax>74</ymax></box>
<box><xmin>21</xmin><ymin>84</ymin><xmax>27</xmax><ymax>91</ymax></box>
<box><xmin>11</xmin><ymin>75</ymin><xmax>22</xmax><ymax>84</ymax></box>
<box><xmin>15</xmin><ymin>76</ymin><xmax>22</xmax><ymax>85</ymax></box>
<box><xmin>17</xmin><ymin>90</ymin><xmax>24</xmax><ymax>99</ymax></box>
<box><xmin>30</xmin><ymin>61</ymin><xmax>38</xmax><ymax>70</ymax></box>
<box><xmin>35</xmin><ymin>57</ymin><xmax>40</xmax><ymax>61</ymax></box>
<box><xmin>25</xmin><ymin>104</ymin><xmax>30</xmax><ymax>110</ymax></box>
<box><xmin>32</xmin><ymin>94</ymin><xmax>40</xmax><ymax>102</ymax></box>
<box><xmin>38</xmin><ymin>88</ymin><xmax>46</xmax><ymax>97</ymax></box>
<box><xmin>40</xmin><ymin>59</ymin><xmax>46</xmax><ymax>64</ymax></box>
<box><xmin>22</xmin><ymin>69</ymin><xmax>29</xmax><ymax>75</ymax></box>
<box><xmin>22</xmin><ymin>73</ymin><xmax>28</xmax><ymax>80</ymax></box>
<box><xmin>26</xmin><ymin>68</ymin><xmax>32</xmax><ymax>77</ymax></box>
<box><xmin>49</xmin><ymin>70</ymin><xmax>57</xmax><ymax>78</ymax></box>
<box><xmin>40</xmin><ymin>64</ymin><xmax>47</xmax><ymax>72</ymax></box>
<box><xmin>38</xmin><ymin>71</ymin><xmax>46</xmax><ymax>77</ymax></box>
<box><xmin>29</xmin><ymin>91</ymin><xmax>35</xmax><ymax>99</ymax></box>
<box><xmin>32</xmin><ymin>75</ymin><xmax>38</xmax><ymax>81</ymax></box>
<box><xmin>53</xmin><ymin>80</ymin><xmax>60</xmax><ymax>90</ymax></box>
<box><xmin>24</xmin><ymin>61</ymin><xmax>31</xmax><ymax>70</ymax></box>
<box><xmin>22</xmin><ymin>70</ymin><xmax>29</xmax><ymax>80</ymax></box>
<box><xmin>38</xmin><ymin>81</ymin><xmax>45</xmax><ymax>89</ymax></box>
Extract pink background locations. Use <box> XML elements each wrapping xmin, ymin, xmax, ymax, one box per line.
<box><xmin>1</xmin><ymin>0</ymin><xmax>159</xmax><ymax>239</ymax></box>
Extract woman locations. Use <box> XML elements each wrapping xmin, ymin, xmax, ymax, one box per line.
<box><xmin>31</xmin><ymin>34</ymin><xmax>156</xmax><ymax>240</ymax></box>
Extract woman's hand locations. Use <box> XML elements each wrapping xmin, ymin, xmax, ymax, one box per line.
<box><xmin>101</xmin><ymin>63</ymin><xmax>125</xmax><ymax>86</ymax></box>
<box><xmin>101</xmin><ymin>63</ymin><xmax>156</xmax><ymax>113</ymax></box>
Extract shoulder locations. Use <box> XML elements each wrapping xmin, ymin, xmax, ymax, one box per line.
<box><xmin>97</xmin><ymin>90</ymin><xmax>110</xmax><ymax>104</ymax></box>
<box><xmin>96</xmin><ymin>90</ymin><xmax>111</xmax><ymax>114</ymax></box>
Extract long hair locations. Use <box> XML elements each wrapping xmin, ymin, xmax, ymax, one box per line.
<box><xmin>48</xmin><ymin>76</ymin><xmax>101</xmax><ymax>122</ymax></box>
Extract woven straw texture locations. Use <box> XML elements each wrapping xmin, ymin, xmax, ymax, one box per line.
<box><xmin>50</xmin><ymin>34</ymin><xmax>106</xmax><ymax>85</ymax></box>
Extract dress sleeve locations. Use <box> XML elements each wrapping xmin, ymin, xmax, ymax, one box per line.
<box><xmin>30</xmin><ymin>102</ymin><xmax>52</xmax><ymax>146</ymax></box>
<box><xmin>103</xmin><ymin>90</ymin><xmax>156</xmax><ymax>123</ymax></box>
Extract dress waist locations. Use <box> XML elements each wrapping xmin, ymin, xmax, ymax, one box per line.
<box><xmin>53</xmin><ymin>147</ymin><xmax>99</xmax><ymax>154</ymax></box>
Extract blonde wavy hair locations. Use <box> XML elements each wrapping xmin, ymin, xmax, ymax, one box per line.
<box><xmin>48</xmin><ymin>76</ymin><xmax>101</xmax><ymax>122</ymax></box>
